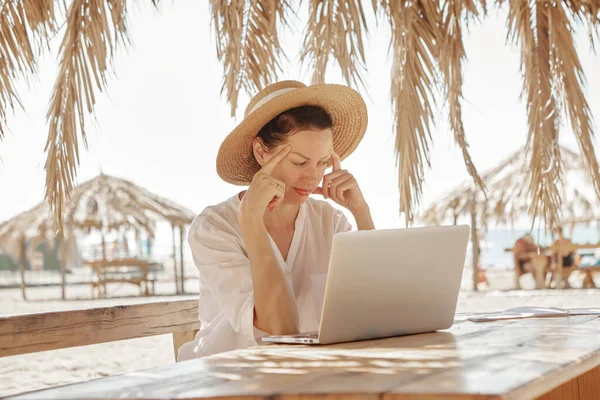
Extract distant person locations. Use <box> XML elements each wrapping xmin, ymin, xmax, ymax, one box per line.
<box><xmin>513</xmin><ymin>233</ymin><xmax>538</xmax><ymax>289</ymax></box>
<box><xmin>475</xmin><ymin>248</ymin><xmax>489</xmax><ymax>289</ymax></box>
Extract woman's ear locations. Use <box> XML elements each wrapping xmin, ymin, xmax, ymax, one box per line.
<box><xmin>252</xmin><ymin>138</ymin><xmax>267</xmax><ymax>166</ymax></box>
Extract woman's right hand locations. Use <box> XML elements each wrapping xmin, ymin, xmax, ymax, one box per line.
<box><xmin>239</xmin><ymin>145</ymin><xmax>291</xmax><ymax>223</ymax></box>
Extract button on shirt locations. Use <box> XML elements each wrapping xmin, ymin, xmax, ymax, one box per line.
<box><xmin>177</xmin><ymin>194</ymin><xmax>352</xmax><ymax>361</ymax></box>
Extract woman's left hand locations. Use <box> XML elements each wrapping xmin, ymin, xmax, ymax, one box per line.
<box><xmin>314</xmin><ymin>152</ymin><xmax>369</xmax><ymax>215</ymax></box>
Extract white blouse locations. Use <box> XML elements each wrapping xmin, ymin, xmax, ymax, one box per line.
<box><xmin>177</xmin><ymin>194</ymin><xmax>353</xmax><ymax>361</ymax></box>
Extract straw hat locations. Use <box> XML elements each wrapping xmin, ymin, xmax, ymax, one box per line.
<box><xmin>216</xmin><ymin>80</ymin><xmax>368</xmax><ymax>185</ymax></box>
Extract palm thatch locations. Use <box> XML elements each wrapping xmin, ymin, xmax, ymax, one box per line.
<box><xmin>502</xmin><ymin>0</ymin><xmax>600</xmax><ymax>234</ymax></box>
<box><xmin>438</xmin><ymin>1</ymin><xmax>487</xmax><ymax>196</ymax></box>
<box><xmin>300</xmin><ymin>0</ymin><xmax>369</xmax><ymax>88</ymax></box>
<box><xmin>419</xmin><ymin>144</ymin><xmax>600</xmax><ymax>290</ymax></box>
<box><xmin>209</xmin><ymin>0</ymin><xmax>291</xmax><ymax>116</ymax></box>
<box><xmin>0</xmin><ymin>173</ymin><xmax>196</xmax><ymax>261</ymax></box>
<box><xmin>419</xmin><ymin>146</ymin><xmax>600</xmax><ymax>290</ymax></box>
<box><xmin>0</xmin><ymin>0</ymin><xmax>58</xmax><ymax>139</ymax></box>
<box><xmin>1</xmin><ymin>0</ymin><xmax>599</xmax><ymax>235</ymax></box>
<box><xmin>420</xmin><ymin>144</ymin><xmax>599</xmax><ymax>229</ymax></box>
<box><xmin>385</xmin><ymin>1</ymin><xmax>441</xmax><ymax>225</ymax></box>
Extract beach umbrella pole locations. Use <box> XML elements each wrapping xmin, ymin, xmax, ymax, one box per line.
<box><xmin>20</xmin><ymin>236</ymin><xmax>27</xmax><ymax>301</ymax></box>
<box><xmin>59</xmin><ymin>239</ymin><xmax>66</xmax><ymax>300</ymax></box>
<box><xmin>171</xmin><ymin>224</ymin><xmax>180</xmax><ymax>294</ymax></box>
<box><xmin>179</xmin><ymin>225</ymin><xmax>185</xmax><ymax>293</ymax></box>
<box><xmin>470</xmin><ymin>198</ymin><xmax>480</xmax><ymax>292</ymax></box>
<box><xmin>101</xmin><ymin>233</ymin><xmax>107</xmax><ymax>260</ymax></box>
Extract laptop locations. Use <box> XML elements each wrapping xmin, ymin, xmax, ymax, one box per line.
<box><xmin>261</xmin><ymin>225</ymin><xmax>470</xmax><ymax>345</ymax></box>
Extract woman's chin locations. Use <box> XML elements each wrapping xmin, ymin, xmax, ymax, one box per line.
<box><xmin>285</xmin><ymin>191</ymin><xmax>312</xmax><ymax>204</ymax></box>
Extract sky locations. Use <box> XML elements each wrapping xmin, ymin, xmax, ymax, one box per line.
<box><xmin>1</xmin><ymin>1</ymin><xmax>599</xmax><ymax>243</ymax></box>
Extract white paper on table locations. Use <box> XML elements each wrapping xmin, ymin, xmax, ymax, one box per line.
<box><xmin>569</xmin><ymin>308</ymin><xmax>600</xmax><ymax>315</ymax></box>
<box><xmin>468</xmin><ymin>306</ymin><xmax>600</xmax><ymax>322</ymax></box>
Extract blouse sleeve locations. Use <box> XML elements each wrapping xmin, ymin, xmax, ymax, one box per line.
<box><xmin>188</xmin><ymin>218</ymin><xmax>257</xmax><ymax>341</ymax></box>
<box><xmin>334</xmin><ymin>209</ymin><xmax>353</xmax><ymax>234</ymax></box>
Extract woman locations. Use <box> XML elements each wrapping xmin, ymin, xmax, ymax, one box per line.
<box><xmin>512</xmin><ymin>233</ymin><xmax>538</xmax><ymax>289</ymax></box>
<box><xmin>178</xmin><ymin>80</ymin><xmax>374</xmax><ymax>361</ymax></box>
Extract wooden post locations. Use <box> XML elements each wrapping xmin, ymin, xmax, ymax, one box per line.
<box><xmin>134</xmin><ymin>229</ymin><xmax>140</xmax><ymax>257</ymax></box>
<box><xmin>101</xmin><ymin>233</ymin><xmax>107</xmax><ymax>260</ymax></box>
<box><xmin>172</xmin><ymin>223</ymin><xmax>180</xmax><ymax>294</ymax></box>
<box><xmin>555</xmin><ymin>242</ymin><xmax>564</xmax><ymax>290</ymax></box>
<box><xmin>121</xmin><ymin>230</ymin><xmax>129</xmax><ymax>257</ymax></box>
<box><xmin>470</xmin><ymin>198</ymin><xmax>480</xmax><ymax>292</ymax></box>
<box><xmin>179</xmin><ymin>225</ymin><xmax>185</xmax><ymax>294</ymax></box>
<box><xmin>59</xmin><ymin>238</ymin><xmax>66</xmax><ymax>300</ymax></box>
<box><xmin>20</xmin><ymin>236</ymin><xmax>27</xmax><ymax>301</ymax></box>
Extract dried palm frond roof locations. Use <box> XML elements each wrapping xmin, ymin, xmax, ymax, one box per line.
<box><xmin>561</xmin><ymin>215</ymin><xmax>600</xmax><ymax>231</ymax></box>
<box><xmin>419</xmin><ymin>144</ymin><xmax>600</xmax><ymax>231</ymax></box>
<box><xmin>0</xmin><ymin>173</ymin><xmax>196</xmax><ymax>260</ymax></box>
<box><xmin>1</xmin><ymin>0</ymin><xmax>599</xmax><ymax>234</ymax></box>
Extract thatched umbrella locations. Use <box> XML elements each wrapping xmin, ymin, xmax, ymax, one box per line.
<box><xmin>419</xmin><ymin>144</ymin><xmax>600</xmax><ymax>290</ymax></box>
<box><xmin>1</xmin><ymin>1</ymin><xmax>599</xmax><ymax>236</ymax></box>
<box><xmin>0</xmin><ymin>173</ymin><xmax>196</xmax><ymax>299</ymax></box>
<box><xmin>562</xmin><ymin>215</ymin><xmax>600</xmax><ymax>231</ymax></box>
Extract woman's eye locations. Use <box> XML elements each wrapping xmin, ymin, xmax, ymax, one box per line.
<box><xmin>292</xmin><ymin>160</ymin><xmax>327</xmax><ymax>167</ymax></box>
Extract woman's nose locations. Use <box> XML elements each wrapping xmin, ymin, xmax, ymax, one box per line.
<box><xmin>302</xmin><ymin>165</ymin><xmax>319</xmax><ymax>184</ymax></box>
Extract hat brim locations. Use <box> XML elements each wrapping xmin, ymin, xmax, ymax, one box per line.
<box><xmin>216</xmin><ymin>83</ymin><xmax>368</xmax><ymax>185</ymax></box>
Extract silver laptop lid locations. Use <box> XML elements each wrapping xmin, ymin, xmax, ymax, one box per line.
<box><xmin>317</xmin><ymin>225</ymin><xmax>470</xmax><ymax>344</ymax></box>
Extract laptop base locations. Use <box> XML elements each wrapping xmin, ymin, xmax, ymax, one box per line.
<box><xmin>261</xmin><ymin>331</ymin><xmax>320</xmax><ymax>344</ymax></box>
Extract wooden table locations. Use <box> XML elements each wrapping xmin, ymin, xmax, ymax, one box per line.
<box><xmin>9</xmin><ymin>315</ymin><xmax>600</xmax><ymax>400</ymax></box>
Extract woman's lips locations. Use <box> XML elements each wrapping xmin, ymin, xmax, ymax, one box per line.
<box><xmin>293</xmin><ymin>188</ymin><xmax>312</xmax><ymax>196</ymax></box>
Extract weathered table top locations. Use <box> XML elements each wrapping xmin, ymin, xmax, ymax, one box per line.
<box><xmin>9</xmin><ymin>314</ymin><xmax>600</xmax><ymax>400</ymax></box>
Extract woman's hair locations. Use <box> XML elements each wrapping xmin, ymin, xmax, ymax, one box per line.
<box><xmin>255</xmin><ymin>106</ymin><xmax>332</xmax><ymax>152</ymax></box>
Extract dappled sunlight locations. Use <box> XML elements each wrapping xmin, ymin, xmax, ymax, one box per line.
<box><xmin>239</xmin><ymin>355</ymin><xmax>267</xmax><ymax>361</ymax></box>
<box><xmin>208</xmin><ymin>372</ymin><xmax>244</xmax><ymax>380</ymax></box>
<box><xmin>129</xmin><ymin>371</ymin><xmax>164</xmax><ymax>379</ymax></box>
<box><xmin>215</xmin><ymin>360</ymin><xmax>362</xmax><ymax>370</ymax></box>
<box><xmin>369</xmin><ymin>359</ymin><xmax>462</xmax><ymax>369</ymax></box>
<box><xmin>346</xmin><ymin>367</ymin><xmax>397</xmax><ymax>375</ymax></box>
<box><xmin>5</xmin><ymin>317</ymin><xmax>599</xmax><ymax>399</ymax></box>
<box><xmin>512</xmin><ymin>349</ymin><xmax>589</xmax><ymax>364</ymax></box>
<box><xmin>197</xmin><ymin>332</ymin><xmax>464</xmax><ymax>380</ymax></box>
<box><xmin>256</xmin><ymin>368</ymin><xmax>309</xmax><ymax>375</ymax></box>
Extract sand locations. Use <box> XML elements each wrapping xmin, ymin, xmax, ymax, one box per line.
<box><xmin>1</xmin><ymin>269</ymin><xmax>599</xmax><ymax>397</ymax></box>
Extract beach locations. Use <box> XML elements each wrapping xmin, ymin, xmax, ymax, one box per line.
<box><xmin>1</xmin><ymin>267</ymin><xmax>599</xmax><ymax>397</ymax></box>
<box><xmin>0</xmin><ymin>0</ymin><xmax>598</xmax><ymax>397</ymax></box>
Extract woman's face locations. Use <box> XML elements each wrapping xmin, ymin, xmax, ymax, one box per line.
<box><xmin>259</xmin><ymin>128</ymin><xmax>333</xmax><ymax>205</ymax></box>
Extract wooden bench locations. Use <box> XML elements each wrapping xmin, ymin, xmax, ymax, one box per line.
<box><xmin>580</xmin><ymin>265</ymin><xmax>600</xmax><ymax>289</ymax></box>
<box><xmin>506</xmin><ymin>242</ymin><xmax>600</xmax><ymax>289</ymax></box>
<box><xmin>84</xmin><ymin>257</ymin><xmax>159</xmax><ymax>298</ymax></box>
<box><xmin>551</xmin><ymin>241</ymin><xmax>600</xmax><ymax>289</ymax></box>
<box><xmin>0</xmin><ymin>299</ymin><xmax>199</xmax><ymax>360</ymax></box>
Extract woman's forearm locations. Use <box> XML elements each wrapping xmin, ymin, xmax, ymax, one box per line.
<box><xmin>240</xmin><ymin>215</ymin><xmax>299</xmax><ymax>335</ymax></box>
<box><xmin>351</xmin><ymin>206</ymin><xmax>375</xmax><ymax>231</ymax></box>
